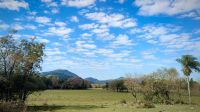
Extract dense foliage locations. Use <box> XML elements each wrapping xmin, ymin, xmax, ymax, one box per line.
<box><xmin>0</xmin><ymin>31</ymin><xmax>45</xmax><ymax>102</ymax></box>
<box><xmin>0</xmin><ymin>31</ymin><xmax>91</xmax><ymax>104</ymax></box>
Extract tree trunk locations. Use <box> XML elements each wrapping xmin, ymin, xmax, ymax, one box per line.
<box><xmin>186</xmin><ymin>76</ymin><xmax>191</xmax><ymax>104</ymax></box>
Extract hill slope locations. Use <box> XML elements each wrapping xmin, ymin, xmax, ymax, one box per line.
<box><xmin>42</xmin><ymin>69</ymin><xmax>79</xmax><ymax>80</ymax></box>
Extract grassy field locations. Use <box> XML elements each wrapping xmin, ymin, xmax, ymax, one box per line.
<box><xmin>27</xmin><ymin>89</ymin><xmax>200</xmax><ymax>112</ymax></box>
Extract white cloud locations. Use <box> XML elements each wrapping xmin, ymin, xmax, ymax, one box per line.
<box><xmin>49</xmin><ymin>2</ymin><xmax>58</xmax><ymax>7</ymax></box>
<box><xmin>12</xmin><ymin>24</ymin><xmax>24</xmax><ymax>30</ymax></box>
<box><xmin>79</xmin><ymin>23</ymin><xmax>99</xmax><ymax>30</ymax></box>
<box><xmin>134</xmin><ymin>0</ymin><xmax>200</xmax><ymax>16</ymax></box>
<box><xmin>28</xmin><ymin>11</ymin><xmax>37</xmax><ymax>15</ymax></box>
<box><xmin>195</xmin><ymin>29</ymin><xmax>200</xmax><ymax>34</ymax></box>
<box><xmin>96</xmin><ymin>32</ymin><xmax>115</xmax><ymax>40</ymax></box>
<box><xmin>118</xmin><ymin>0</ymin><xmax>125</xmax><ymax>4</ymax></box>
<box><xmin>81</xmin><ymin>33</ymin><xmax>92</xmax><ymax>37</ymax></box>
<box><xmin>25</xmin><ymin>24</ymin><xmax>37</xmax><ymax>30</ymax></box>
<box><xmin>71</xmin><ymin>16</ymin><xmax>79</xmax><ymax>22</ymax></box>
<box><xmin>95</xmin><ymin>49</ymin><xmax>131</xmax><ymax>59</ymax></box>
<box><xmin>45</xmin><ymin>48</ymin><xmax>64</xmax><ymax>56</ymax></box>
<box><xmin>45</xmin><ymin>26</ymin><xmax>73</xmax><ymax>37</ymax></box>
<box><xmin>79</xmin><ymin>23</ymin><xmax>114</xmax><ymax>40</ymax></box>
<box><xmin>52</xmin><ymin>42</ymin><xmax>63</xmax><ymax>46</ymax></box>
<box><xmin>55</xmin><ymin>21</ymin><xmax>66</xmax><ymax>27</ymax></box>
<box><xmin>61</xmin><ymin>0</ymin><xmax>96</xmax><ymax>8</ymax></box>
<box><xmin>35</xmin><ymin>16</ymin><xmax>51</xmax><ymax>24</ymax></box>
<box><xmin>179</xmin><ymin>12</ymin><xmax>200</xmax><ymax>20</ymax></box>
<box><xmin>111</xmin><ymin>34</ymin><xmax>133</xmax><ymax>47</ymax></box>
<box><xmin>99</xmin><ymin>0</ymin><xmax>106</xmax><ymax>2</ymax></box>
<box><xmin>136</xmin><ymin>24</ymin><xmax>180</xmax><ymax>41</ymax></box>
<box><xmin>41</xmin><ymin>0</ymin><xmax>58</xmax><ymax>7</ymax></box>
<box><xmin>142</xmin><ymin>51</ymin><xmax>157</xmax><ymax>60</ymax></box>
<box><xmin>0</xmin><ymin>0</ymin><xmax>28</xmax><ymax>11</ymax></box>
<box><xmin>76</xmin><ymin>41</ymin><xmax>96</xmax><ymax>49</ymax></box>
<box><xmin>51</xmin><ymin>8</ymin><xmax>59</xmax><ymax>14</ymax></box>
<box><xmin>37</xmin><ymin>37</ymin><xmax>50</xmax><ymax>43</ymax></box>
<box><xmin>92</xmin><ymin>28</ymin><xmax>108</xmax><ymax>34</ymax></box>
<box><xmin>85</xmin><ymin>12</ymin><xmax>137</xmax><ymax>28</ymax></box>
<box><xmin>0</xmin><ymin>22</ymin><xmax>9</xmax><ymax>29</ymax></box>
<box><xmin>41</xmin><ymin>0</ymin><xmax>52</xmax><ymax>3</ymax></box>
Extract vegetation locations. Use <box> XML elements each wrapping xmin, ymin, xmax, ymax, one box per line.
<box><xmin>1</xmin><ymin>31</ymin><xmax>200</xmax><ymax>112</ymax></box>
<box><xmin>176</xmin><ymin>55</ymin><xmax>200</xmax><ymax>104</ymax></box>
<box><xmin>0</xmin><ymin>30</ymin><xmax>45</xmax><ymax>102</ymax></box>
<box><xmin>105</xmin><ymin>67</ymin><xmax>200</xmax><ymax>105</ymax></box>
<box><xmin>106</xmin><ymin>79</ymin><xmax>127</xmax><ymax>92</ymax></box>
<box><xmin>27</xmin><ymin>89</ymin><xmax>200</xmax><ymax>112</ymax></box>
<box><xmin>0</xmin><ymin>31</ymin><xmax>91</xmax><ymax>111</ymax></box>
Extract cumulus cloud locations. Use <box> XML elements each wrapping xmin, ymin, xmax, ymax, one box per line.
<box><xmin>41</xmin><ymin>0</ymin><xmax>52</xmax><ymax>3</ymax></box>
<box><xmin>51</xmin><ymin>8</ymin><xmax>59</xmax><ymax>14</ymax></box>
<box><xmin>41</xmin><ymin>0</ymin><xmax>58</xmax><ymax>7</ymax></box>
<box><xmin>45</xmin><ymin>26</ymin><xmax>73</xmax><ymax>38</ymax></box>
<box><xmin>61</xmin><ymin>0</ymin><xmax>96</xmax><ymax>8</ymax></box>
<box><xmin>0</xmin><ymin>0</ymin><xmax>28</xmax><ymax>11</ymax></box>
<box><xmin>24</xmin><ymin>24</ymin><xmax>37</xmax><ymax>30</ymax></box>
<box><xmin>141</xmin><ymin>50</ymin><xmax>157</xmax><ymax>60</ymax></box>
<box><xmin>131</xmin><ymin>24</ymin><xmax>200</xmax><ymax>57</ymax></box>
<box><xmin>79</xmin><ymin>23</ymin><xmax>99</xmax><ymax>30</ymax></box>
<box><xmin>35</xmin><ymin>16</ymin><xmax>51</xmax><ymax>24</ymax></box>
<box><xmin>37</xmin><ymin>37</ymin><xmax>50</xmax><ymax>43</ymax></box>
<box><xmin>55</xmin><ymin>21</ymin><xmax>66</xmax><ymax>27</ymax></box>
<box><xmin>111</xmin><ymin>34</ymin><xmax>133</xmax><ymax>47</ymax></box>
<box><xmin>179</xmin><ymin>12</ymin><xmax>200</xmax><ymax>20</ymax></box>
<box><xmin>71</xmin><ymin>16</ymin><xmax>79</xmax><ymax>22</ymax></box>
<box><xmin>0</xmin><ymin>22</ymin><xmax>9</xmax><ymax>29</ymax></box>
<box><xmin>45</xmin><ymin>48</ymin><xmax>65</xmax><ymax>56</ymax></box>
<box><xmin>134</xmin><ymin>0</ymin><xmax>200</xmax><ymax>16</ymax></box>
<box><xmin>85</xmin><ymin>12</ymin><xmax>137</xmax><ymax>28</ymax></box>
<box><xmin>76</xmin><ymin>41</ymin><xmax>96</xmax><ymax>49</ymax></box>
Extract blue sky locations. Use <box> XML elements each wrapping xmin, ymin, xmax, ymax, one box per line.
<box><xmin>0</xmin><ymin>0</ymin><xmax>200</xmax><ymax>80</ymax></box>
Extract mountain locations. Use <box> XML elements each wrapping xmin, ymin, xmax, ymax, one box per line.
<box><xmin>42</xmin><ymin>69</ymin><xmax>79</xmax><ymax>80</ymax></box>
<box><xmin>85</xmin><ymin>77</ymin><xmax>100</xmax><ymax>84</ymax></box>
<box><xmin>85</xmin><ymin>77</ymin><xmax>125</xmax><ymax>84</ymax></box>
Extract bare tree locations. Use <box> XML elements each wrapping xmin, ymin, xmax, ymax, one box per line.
<box><xmin>124</xmin><ymin>74</ymin><xmax>140</xmax><ymax>102</ymax></box>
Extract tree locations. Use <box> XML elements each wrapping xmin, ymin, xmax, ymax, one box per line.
<box><xmin>176</xmin><ymin>55</ymin><xmax>200</xmax><ymax>104</ymax></box>
<box><xmin>124</xmin><ymin>75</ymin><xmax>140</xmax><ymax>102</ymax></box>
<box><xmin>108</xmin><ymin>80</ymin><xmax>127</xmax><ymax>92</ymax></box>
<box><xmin>0</xmin><ymin>31</ymin><xmax>45</xmax><ymax>102</ymax></box>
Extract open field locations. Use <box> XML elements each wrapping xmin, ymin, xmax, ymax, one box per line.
<box><xmin>27</xmin><ymin>89</ymin><xmax>200</xmax><ymax>112</ymax></box>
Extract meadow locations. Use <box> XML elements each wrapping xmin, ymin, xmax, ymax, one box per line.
<box><xmin>27</xmin><ymin>89</ymin><xmax>200</xmax><ymax>112</ymax></box>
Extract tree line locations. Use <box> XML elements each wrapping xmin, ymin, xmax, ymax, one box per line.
<box><xmin>0</xmin><ymin>31</ymin><xmax>91</xmax><ymax>103</ymax></box>
<box><xmin>105</xmin><ymin>67</ymin><xmax>200</xmax><ymax>104</ymax></box>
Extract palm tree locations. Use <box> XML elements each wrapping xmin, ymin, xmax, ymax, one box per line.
<box><xmin>176</xmin><ymin>55</ymin><xmax>200</xmax><ymax>104</ymax></box>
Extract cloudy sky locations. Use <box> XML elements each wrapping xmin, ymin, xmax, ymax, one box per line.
<box><xmin>0</xmin><ymin>0</ymin><xmax>200</xmax><ymax>80</ymax></box>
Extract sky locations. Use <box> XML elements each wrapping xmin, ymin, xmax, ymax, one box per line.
<box><xmin>0</xmin><ymin>0</ymin><xmax>200</xmax><ymax>80</ymax></box>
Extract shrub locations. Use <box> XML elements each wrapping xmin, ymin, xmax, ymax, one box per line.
<box><xmin>137</xmin><ymin>102</ymin><xmax>155</xmax><ymax>108</ymax></box>
<box><xmin>0</xmin><ymin>101</ymin><xmax>26</xmax><ymax>112</ymax></box>
<box><xmin>119</xmin><ymin>99</ymin><xmax>127</xmax><ymax>104</ymax></box>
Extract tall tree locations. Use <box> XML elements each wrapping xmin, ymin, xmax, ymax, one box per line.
<box><xmin>176</xmin><ymin>55</ymin><xmax>200</xmax><ymax>104</ymax></box>
<box><xmin>0</xmin><ymin>31</ymin><xmax>45</xmax><ymax>102</ymax></box>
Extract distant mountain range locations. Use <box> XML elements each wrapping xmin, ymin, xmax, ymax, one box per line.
<box><xmin>41</xmin><ymin>69</ymin><xmax>124</xmax><ymax>84</ymax></box>
<box><xmin>85</xmin><ymin>77</ymin><xmax>125</xmax><ymax>84</ymax></box>
<box><xmin>85</xmin><ymin>77</ymin><xmax>108</xmax><ymax>84</ymax></box>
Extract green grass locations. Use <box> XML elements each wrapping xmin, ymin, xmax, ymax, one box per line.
<box><xmin>27</xmin><ymin>89</ymin><xmax>200</xmax><ymax>112</ymax></box>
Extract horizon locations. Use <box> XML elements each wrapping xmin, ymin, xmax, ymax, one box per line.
<box><xmin>0</xmin><ymin>0</ymin><xmax>200</xmax><ymax>80</ymax></box>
